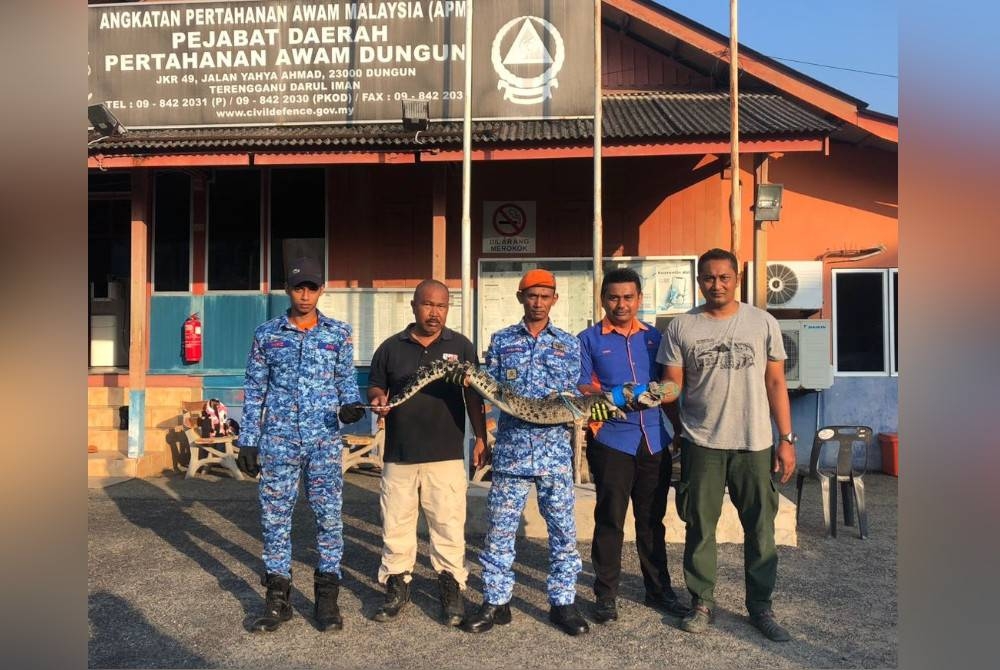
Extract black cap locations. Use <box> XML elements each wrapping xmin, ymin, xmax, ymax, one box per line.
<box><xmin>286</xmin><ymin>257</ymin><xmax>323</xmax><ymax>287</ymax></box>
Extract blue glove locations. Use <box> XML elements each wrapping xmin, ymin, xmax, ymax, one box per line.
<box><xmin>338</xmin><ymin>402</ymin><xmax>366</xmax><ymax>424</ymax></box>
<box><xmin>236</xmin><ymin>445</ymin><xmax>260</xmax><ymax>477</ymax></box>
<box><xmin>610</xmin><ymin>383</ymin><xmax>649</xmax><ymax>410</ymax></box>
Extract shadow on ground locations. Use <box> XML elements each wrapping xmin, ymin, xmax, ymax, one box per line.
<box><xmin>88</xmin><ymin>469</ymin><xmax>897</xmax><ymax>669</ymax></box>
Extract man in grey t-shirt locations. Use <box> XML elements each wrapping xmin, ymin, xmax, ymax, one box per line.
<box><xmin>657</xmin><ymin>248</ymin><xmax>797</xmax><ymax>642</ymax></box>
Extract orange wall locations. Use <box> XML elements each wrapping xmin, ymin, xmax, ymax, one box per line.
<box><xmin>316</xmin><ymin>143</ymin><xmax>897</xmax><ymax>312</ymax></box>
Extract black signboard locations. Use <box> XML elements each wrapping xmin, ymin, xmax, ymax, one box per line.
<box><xmin>88</xmin><ymin>0</ymin><xmax>595</xmax><ymax>128</ymax></box>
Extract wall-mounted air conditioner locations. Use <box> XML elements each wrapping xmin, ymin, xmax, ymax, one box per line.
<box><xmin>744</xmin><ymin>261</ymin><xmax>823</xmax><ymax>310</ymax></box>
<box><xmin>778</xmin><ymin>319</ymin><xmax>833</xmax><ymax>390</ymax></box>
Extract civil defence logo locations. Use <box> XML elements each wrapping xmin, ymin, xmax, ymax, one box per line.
<box><xmin>491</xmin><ymin>16</ymin><xmax>565</xmax><ymax>105</ymax></box>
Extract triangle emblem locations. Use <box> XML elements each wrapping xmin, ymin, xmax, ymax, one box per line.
<box><xmin>502</xmin><ymin>18</ymin><xmax>553</xmax><ymax>66</ymax></box>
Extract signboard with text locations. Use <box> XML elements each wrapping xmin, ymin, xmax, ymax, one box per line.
<box><xmin>88</xmin><ymin>0</ymin><xmax>594</xmax><ymax>128</ymax></box>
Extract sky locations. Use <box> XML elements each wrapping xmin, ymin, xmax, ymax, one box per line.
<box><xmin>656</xmin><ymin>1</ymin><xmax>898</xmax><ymax>116</ymax></box>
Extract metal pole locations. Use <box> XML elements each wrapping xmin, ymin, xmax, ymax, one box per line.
<box><xmin>729</xmin><ymin>0</ymin><xmax>741</xmax><ymax>254</ymax></box>
<box><xmin>592</xmin><ymin>0</ymin><xmax>603</xmax><ymax>323</ymax></box>
<box><xmin>753</xmin><ymin>155</ymin><xmax>769</xmax><ymax>308</ymax></box>
<box><xmin>461</xmin><ymin>1</ymin><xmax>473</xmax><ymax>337</ymax></box>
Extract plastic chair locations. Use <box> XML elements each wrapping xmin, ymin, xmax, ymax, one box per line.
<box><xmin>795</xmin><ymin>425</ymin><xmax>873</xmax><ymax>539</ymax></box>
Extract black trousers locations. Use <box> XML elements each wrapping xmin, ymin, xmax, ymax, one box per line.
<box><xmin>586</xmin><ymin>433</ymin><xmax>673</xmax><ymax>600</ymax></box>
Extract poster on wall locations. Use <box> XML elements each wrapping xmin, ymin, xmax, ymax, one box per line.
<box><xmin>482</xmin><ymin>201</ymin><xmax>536</xmax><ymax>254</ymax></box>
<box><xmin>653</xmin><ymin>259</ymin><xmax>697</xmax><ymax>314</ymax></box>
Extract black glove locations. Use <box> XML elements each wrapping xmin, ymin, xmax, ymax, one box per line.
<box><xmin>338</xmin><ymin>402</ymin><xmax>366</xmax><ymax>424</ymax></box>
<box><xmin>442</xmin><ymin>368</ymin><xmax>467</xmax><ymax>386</ymax></box>
<box><xmin>589</xmin><ymin>400</ymin><xmax>613</xmax><ymax>421</ymax></box>
<box><xmin>236</xmin><ymin>445</ymin><xmax>260</xmax><ymax>477</ymax></box>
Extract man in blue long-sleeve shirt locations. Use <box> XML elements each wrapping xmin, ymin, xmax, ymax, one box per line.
<box><xmin>577</xmin><ymin>267</ymin><xmax>687</xmax><ymax>624</ymax></box>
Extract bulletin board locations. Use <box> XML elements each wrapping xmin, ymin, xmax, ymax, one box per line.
<box><xmin>317</xmin><ymin>289</ymin><xmax>463</xmax><ymax>365</ymax></box>
<box><xmin>477</xmin><ymin>256</ymin><xmax>699</xmax><ymax>356</ymax></box>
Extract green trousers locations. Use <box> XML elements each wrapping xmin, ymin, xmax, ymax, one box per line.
<box><xmin>675</xmin><ymin>438</ymin><xmax>779</xmax><ymax>616</ymax></box>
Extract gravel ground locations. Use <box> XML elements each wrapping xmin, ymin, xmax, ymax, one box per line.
<box><xmin>88</xmin><ymin>470</ymin><xmax>897</xmax><ymax>669</ymax></box>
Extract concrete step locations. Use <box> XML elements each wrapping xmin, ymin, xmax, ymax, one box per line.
<box><xmin>87</xmin><ymin>428</ymin><xmax>127</xmax><ymax>453</ymax></box>
<box><xmin>88</xmin><ymin>387</ymin><xmax>129</xmax><ymax>407</ymax></box>
<box><xmin>88</xmin><ymin>406</ymin><xmax>124</xmax><ymax>430</ymax></box>
<box><xmin>88</xmin><ymin>452</ymin><xmax>137</xmax><ymax>478</ymax></box>
<box><xmin>464</xmin><ymin>482</ymin><xmax>798</xmax><ymax>547</ymax></box>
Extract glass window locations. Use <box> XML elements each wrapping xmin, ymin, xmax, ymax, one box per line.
<box><xmin>88</xmin><ymin>172</ymin><xmax>131</xmax><ymax>194</ymax></box>
<box><xmin>833</xmin><ymin>270</ymin><xmax>888</xmax><ymax>374</ymax></box>
<box><xmin>269</xmin><ymin>168</ymin><xmax>326</xmax><ymax>289</ymax></box>
<box><xmin>88</xmin><ymin>198</ymin><xmax>130</xmax><ymax>298</ymax></box>
<box><xmin>208</xmin><ymin>170</ymin><xmax>261</xmax><ymax>291</ymax></box>
<box><xmin>891</xmin><ymin>269</ymin><xmax>898</xmax><ymax>375</ymax></box>
<box><xmin>153</xmin><ymin>171</ymin><xmax>191</xmax><ymax>292</ymax></box>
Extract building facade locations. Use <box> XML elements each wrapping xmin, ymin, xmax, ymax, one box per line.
<box><xmin>87</xmin><ymin>0</ymin><xmax>897</xmax><ymax>476</ymax></box>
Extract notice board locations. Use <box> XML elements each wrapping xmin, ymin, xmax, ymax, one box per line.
<box><xmin>317</xmin><ymin>288</ymin><xmax>462</xmax><ymax>364</ymax></box>
<box><xmin>477</xmin><ymin>256</ymin><xmax>699</xmax><ymax>356</ymax></box>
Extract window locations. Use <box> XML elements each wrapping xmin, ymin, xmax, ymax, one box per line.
<box><xmin>269</xmin><ymin>168</ymin><xmax>326</xmax><ymax>289</ymax></box>
<box><xmin>88</xmin><ymin>198</ymin><xmax>130</xmax><ymax>298</ymax></box>
<box><xmin>153</xmin><ymin>171</ymin><xmax>191</xmax><ymax>292</ymax></box>
<box><xmin>832</xmin><ymin>269</ymin><xmax>899</xmax><ymax>375</ymax></box>
<box><xmin>891</xmin><ymin>269</ymin><xmax>898</xmax><ymax>374</ymax></box>
<box><xmin>208</xmin><ymin>170</ymin><xmax>261</xmax><ymax>290</ymax></box>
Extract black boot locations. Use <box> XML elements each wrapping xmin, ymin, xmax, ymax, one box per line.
<box><xmin>550</xmin><ymin>603</ymin><xmax>589</xmax><ymax>636</ymax></box>
<box><xmin>372</xmin><ymin>573</ymin><xmax>411</xmax><ymax>622</ymax></box>
<box><xmin>252</xmin><ymin>573</ymin><xmax>293</xmax><ymax>633</ymax></box>
<box><xmin>460</xmin><ymin>601</ymin><xmax>512</xmax><ymax>634</ymax></box>
<box><xmin>438</xmin><ymin>571</ymin><xmax>465</xmax><ymax>627</ymax></box>
<box><xmin>314</xmin><ymin>570</ymin><xmax>343</xmax><ymax>632</ymax></box>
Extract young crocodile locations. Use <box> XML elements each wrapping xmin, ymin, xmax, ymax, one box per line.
<box><xmin>375</xmin><ymin>359</ymin><xmax>678</xmax><ymax>425</ymax></box>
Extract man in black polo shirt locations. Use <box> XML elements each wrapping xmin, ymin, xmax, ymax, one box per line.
<box><xmin>367</xmin><ymin>279</ymin><xmax>487</xmax><ymax>626</ymax></box>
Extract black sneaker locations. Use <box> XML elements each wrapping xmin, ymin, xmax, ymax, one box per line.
<box><xmin>549</xmin><ymin>603</ymin><xmax>589</xmax><ymax>636</ymax></box>
<box><xmin>679</xmin><ymin>604</ymin><xmax>713</xmax><ymax>634</ymax></box>
<box><xmin>313</xmin><ymin>571</ymin><xmax>343</xmax><ymax>632</ymax></box>
<box><xmin>644</xmin><ymin>591</ymin><xmax>690</xmax><ymax>618</ymax></box>
<box><xmin>461</xmin><ymin>602</ymin><xmax>512</xmax><ymax>634</ymax></box>
<box><xmin>438</xmin><ymin>571</ymin><xmax>465</xmax><ymax>627</ymax></box>
<box><xmin>252</xmin><ymin>573</ymin><xmax>294</xmax><ymax>633</ymax></box>
<box><xmin>372</xmin><ymin>573</ymin><xmax>411</xmax><ymax>622</ymax></box>
<box><xmin>749</xmin><ymin>610</ymin><xmax>791</xmax><ymax>642</ymax></box>
<box><xmin>592</xmin><ymin>598</ymin><xmax>618</xmax><ymax>623</ymax></box>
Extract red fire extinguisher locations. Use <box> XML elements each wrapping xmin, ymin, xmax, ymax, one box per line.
<box><xmin>183</xmin><ymin>313</ymin><xmax>202</xmax><ymax>364</ymax></box>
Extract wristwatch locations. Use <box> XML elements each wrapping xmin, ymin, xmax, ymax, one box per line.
<box><xmin>779</xmin><ymin>432</ymin><xmax>798</xmax><ymax>445</ymax></box>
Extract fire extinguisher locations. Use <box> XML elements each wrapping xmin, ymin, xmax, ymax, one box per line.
<box><xmin>183</xmin><ymin>313</ymin><xmax>202</xmax><ymax>364</ymax></box>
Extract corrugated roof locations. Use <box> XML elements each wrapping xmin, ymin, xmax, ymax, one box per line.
<box><xmin>89</xmin><ymin>92</ymin><xmax>837</xmax><ymax>155</ymax></box>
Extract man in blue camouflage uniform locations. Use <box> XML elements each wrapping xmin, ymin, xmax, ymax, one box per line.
<box><xmin>459</xmin><ymin>269</ymin><xmax>591</xmax><ymax>637</ymax></box>
<box><xmin>236</xmin><ymin>257</ymin><xmax>366</xmax><ymax>633</ymax></box>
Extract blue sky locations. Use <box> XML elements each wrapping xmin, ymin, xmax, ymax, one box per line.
<box><xmin>657</xmin><ymin>1</ymin><xmax>898</xmax><ymax>116</ymax></box>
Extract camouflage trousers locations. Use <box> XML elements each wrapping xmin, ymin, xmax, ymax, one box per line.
<box><xmin>480</xmin><ymin>471</ymin><xmax>582</xmax><ymax>606</ymax></box>
<box><xmin>258</xmin><ymin>434</ymin><xmax>344</xmax><ymax>578</ymax></box>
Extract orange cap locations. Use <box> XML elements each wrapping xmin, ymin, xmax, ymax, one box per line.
<box><xmin>518</xmin><ymin>269</ymin><xmax>556</xmax><ymax>291</ymax></box>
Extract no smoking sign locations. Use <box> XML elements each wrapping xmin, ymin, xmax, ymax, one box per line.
<box><xmin>483</xmin><ymin>200</ymin><xmax>536</xmax><ymax>254</ymax></box>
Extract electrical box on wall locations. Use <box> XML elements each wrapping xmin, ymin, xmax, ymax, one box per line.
<box><xmin>778</xmin><ymin>319</ymin><xmax>834</xmax><ymax>390</ymax></box>
<box><xmin>744</xmin><ymin>261</ymin><xmax>823</xmax><ymax>310</ymax></box>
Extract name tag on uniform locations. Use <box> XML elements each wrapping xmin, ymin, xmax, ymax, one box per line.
<box><xmin>552</xmin><ymin>341</ymin><xmax>567</xmax><ymax>352</ymax></box>
<box><xmin>263</xmin><ymin>339</ymin><xmax>287</xmax><ymax>349</ymax></box>
<box><xmin>442</xmin><ymin>353</ymin><xmax>458</xmax><ymax>362</ymax></box>
<box><xmin>319</xmin><ymin>343</ymin><xmax>337</xmax><ymax>351</ymax></box>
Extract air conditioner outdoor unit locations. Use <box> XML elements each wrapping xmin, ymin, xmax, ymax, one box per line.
<box><xmin>744</xmin><ymin>261</ymin><xmax>823</xmax><ymax>310</ymax></box>
<box><xmin>778</xmin><ymin>319</ymin><xmax>833</xmax><ymax>390</ymax></box>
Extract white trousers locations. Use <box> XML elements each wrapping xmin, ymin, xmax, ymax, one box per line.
<box><xmin>378</xmin><ymin>459</ymin><xmax>469</xmax><ymax>587</ymax></box>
